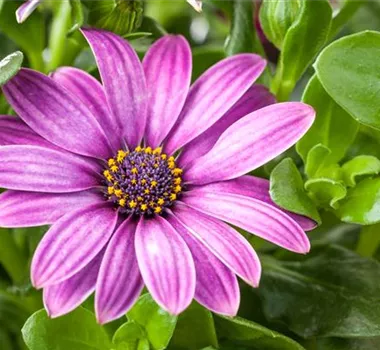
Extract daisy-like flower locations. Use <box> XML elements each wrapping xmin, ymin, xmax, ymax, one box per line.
<box><xmin>16</xmin><ymin>0</ymin><xmax>41</xmax><ymax>23</ymax></box>
<box><xmin>0</xmin><ymin>29</ymin><xmax>315</xmax><ymax>323</ymax></box>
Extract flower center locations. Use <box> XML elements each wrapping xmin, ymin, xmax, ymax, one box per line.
<box><xmin>103</xmin><ymin>146</ymin><xmax>183</xmax><ymax>216</ymax></box>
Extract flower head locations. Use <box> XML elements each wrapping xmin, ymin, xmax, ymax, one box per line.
<box><xmin>16</xmin><ymin>0</ymin><xmax>41</xmax><ymax>23</ymax></box>
<box><xmin>0</xmin><ymin>29</ymin><xmax>315</xmax><ymax>323</ymax></box>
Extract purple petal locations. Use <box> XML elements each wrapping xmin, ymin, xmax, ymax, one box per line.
<box><xmin>51</xmin><ymin>67</ymin><xmax>121</xmax><ymax>151</ymax></box>
<box><xmin>178</xmin><ymin>85</ymin><xmax>275</xmax><ymax>166</ymax></box>
<box><xmin>184</xmin><ymin>102</ymin><xmax>315</xmax><ymax>185</ymax></box>
<box><xmin>43</xmin><ymin>250</ymin><xmax>103</xmax><ymax>318</ymax></box>
<box><xmin>183</xmin><ymin>190</ymin><xmax>310</xmax><ymax>253</ymax></box>
<box><xmin>172</xmin><ymin>203</ymin><xmax>261</xmax><ymax>287</ymax></box>
<box><xmin>0</xmin><ymin>190</ymin><xmax>102</xmax><ymax>227</ymax></box>
<box><xmin>16</xmin><ymin>0</ymin><xmax>41</xmax><ymax>23</ymax></box>
<box><xmin>31</xmin><ymin>203</ymin><xmax>118</xmax><ymax>288</ymax></box>
<box><xmin>190</xmin><ymin>176</ymin><xmax>316</xmax><ymax>231</ymax></box>
<box><xmin>0</xmin><ymin>145</ymin><xmax>100</xmax><ymax>193</ymax></box>
<box><xmin>135</xmin><ymin>216</ymin><xmax>196</xmax><ymax>314</ymax></box>
<box><xmin>164</xmin><ymin>54</ymin><xmax>266</xmax><ymax>155</ymax></box>
<box><xmin>3</xmin><ymin>69</ymin><xmax>112</xmax><ymax>159</ymax></box>
<box><xmin>96</xmin><ymin>218</ymin><xmax>144</xmax><ymax>324</ymax></box>
<box><xmin>168</xmin><ymin>215</ymin><xmax>239</xmax><ymax>316</ymax></box>
<box><xmin>0</xmin><ymin>116</ymin><xmax>60</xmax><ymax>150</ymax></box>
<box><xmin>81</xmin><ymin>28</ymin><xmax>147</xmax><ymax>148</ymax></box>
<box><xmin>187</xmin><ymin>0</ymin><xmax>202</xmax><ymax>12</ymax></box>
<box><xmin>143</xmin><ymin>35</ymin><xmax>192</xmax><ymax>148</ymax></box>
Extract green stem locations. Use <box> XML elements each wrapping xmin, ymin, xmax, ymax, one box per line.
<box><xmin>27</xmin><ymin>50</ymin><xmax>45</xmax><ymax>72</ymax></box>
<box><xmin>356</xmin><ymin>223</ymin><xmax>380</xmax><ymax>257</ymax></box>
<box><xmin>0</xmin><ymin>229</ymin><xmax>27</xmax><ymax>283</ymax></box>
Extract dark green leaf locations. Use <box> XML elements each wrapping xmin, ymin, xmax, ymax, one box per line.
<box><xmin>168</xmin><ymin>302</ymin><xmax>218</xmax><ymax>350</ymax></box>
<box><xmin>270</xmin><ymin>158</ymin><xmax>321</xmax><ymax>224</ymax></box>
<box><xmin>259</xmin><ymin>245</ymin><xmax>380</xmax><ymax>337</ymax></box>
<box><xmin>317</xmin><ymin>336</ymin><xmax>380</xmax><ymax>350</ymax></box>
<box><xmin>272</xmin><ymin>0</ymin><xmax>332</xmax><ymax>101</ymax></box>
<box><xmin>127</xmin><ymin>293</ymin><xmax>177</xmax><ymax>350</ymax></box>
<box><xmin>298</xmin><ymin>75</ymin><xmax>359</xmax><ymax>165</ymax></box>
<box><xmin>316</xmin><ymin>31</ymin><xmax>380</xmax><ymax>130</ymax></box>
<box><xmin>0</xmin><ymin>51</ymin><xmax>23</xmax><ymax>86</ymax></box>
<box><xmin>22</xmin><ymin>308</ymin><xmax>111</xmax><ymax>350</ymax></box>
<box><xmin>215</xmin><ymin>315</ymin><xmax>305</xmax><ymax>350</ymax></box>
<box><xmin>342</xmin><ymin>155</ymin><xmax>380</xmax><ymax>187</ymax></box>
<box><xmin>336</xmin><ymin>178</ymin><xmax>380</xmax><ymax>225</ymax></box>
<box><xmin>192</xmin><ymin>46</ymin><xmax>225</xmax><ymax>82</ymax></box>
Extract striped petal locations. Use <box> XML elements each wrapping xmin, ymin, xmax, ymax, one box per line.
<box><xmin>178</xmin><ymin>85</ymin><xmax>275</xmax><ymax>166</ymax></box>
<box><xmin>31</xmin><ymin>203</ymin><xmax>118</xmax><ymax>288</ymax></box>
<box><xmin>16</xmin><ymin>0</ymin><xmax>41</xmax><ymax>23</ymax></box>
<box><xmin>3</xmin><ymin>69</ymin><xmax>112</xmax><ymax>158</ymax></box>
<box><xmin>184</xmin><ymin>102</ymin><xmax>315</xmax><ymax>185</ymax></box>
<box><xmin>164</xmin><ymin>54</ymin><xmax>266</xmax><ymax>155</ymax></box>
<box><xmin>96</xmin><ymin>218</ymin><xmax>144</xmax><ymax>324</ymax></box>
<box><xmin>143</xmin><ymin>35</ymin><xmax>192</xmax><ymax>147</ymax></box>
<box><xmin>0</xmin><ymin>190</ymin><xmax>102</xmax><ymax>227</ymax></box>
<box><xmin>168</xmin><ymin>215</ymin><xmax>239</xmax><ymax>316</ymax></box>
<box><xmin>51</xmin><ymin>67</ymin><xmax>121</xmax><ymax>151</ymax></box>
<box><xmin>0</xmin><ymin>145</ymin><xmax>100</xmax><ymax>193</ymax></box>
<box><xmin>135</xmin><ymin>216</ymin><xmax>196</xmax><ymax>314</ymax></box>
<box><xmin>82</xmin><ymin>28</ymin><xmax>147</xmax><ymax>148</ymax></box>
<box><xmin>173</xmin><ymin>203</ymin><xmax>261</xmax><ymax>287</ymax></box>
<box><xmin>43</xmin><ymin>250</ymin><xmax>103</xmax><ymax>318</ymax></box>
<box><xmin>183</xmin><ymin>190</ymin><xmax>310</xmax><ymax>253</ymax></box>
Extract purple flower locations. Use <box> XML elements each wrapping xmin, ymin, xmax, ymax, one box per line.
<box><xmin>16</xmin><ymin>0</ymin><xmax>41</xmax><ymax>23</ymax></box>
<box><xmin>0</xmin><ymin>29</ymin><xmax>315</xmax><ymax>323</ymax></box>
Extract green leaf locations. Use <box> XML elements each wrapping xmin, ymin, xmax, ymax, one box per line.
<box><xmin>305</xmin><ymin>177</ymin><xmax>346</xmax><ymax>209</ymax></box>
<box><xmin>168</xmin><ymin>302</ymin><xmax>218</xmax><ymax>350</ymax></box>
<box><xmin>336</xmin><ymin>178</ymin><xmax>380</xmax><ymax>225</ymax></box>
<box><xmin>317</xmin><ymin>336</ymin><xmax>380</xmax><ymax>350</ymax></box>
<box><xmin>316</xmin><ymin>31</ymin><xmax>380</xmax><ymax>130</ymax></box>
<box><xmin>342</xmin><ymin>155</ymin><xmax>380</xmax><ymax>187</ymax></box>
<box><xmin>112</xmin><ymin>320</ymin><xmax>149</xmax><ymax>350</ymax></box>
<box><xmin>304</xmin><ymin>144</ymin><xmax>331</xmax><ymax>178</ymax></box>
<box><xmin>86</xmin><ymin>0</ymin><xmax>143</xmax><ymax>36</ymax></box>
<box><xmin>127</xmin><ymin>293</ymin><xmax>177</xmax><ymax>350</ymax></box>
<box><xmin>22</xmin><ymin>308</ymin><xmax>111</xmax><ymax>350</ymax></box>
<box><xmin>297</xmin><ymin>75</ymin><xmax>359</xmax><ymax>165</ymax></box>
<box><xmin>0</xmin><ymin>51</ymin><xmax>23</xmax><ymax>86</ymax></box>
<box><xmin>214</xmin><ymin>315</ymin><xmax>305</xmax><ymax>350</ymax></box>
<box><xmin>225</xmin><ymin>0</ymin><xmax>264</xmax><ymax>56</ymax></box>
<box><xmin>270</xmin><ymin>158</ymin><xmax>321</xmax><ymax>224</ymax></box>
<box><xmin>192</xmin><ymin>46</ymin><xmax>225</xmax><ymax>82</ymax></box>
<box><xmin>272</xmin><ymin>0</ymin><xmax>332</xmax><ymax>101</ymax></box>
<box><xmin>68</xmin><ymin>0</ymin><xmax>84</xmax><ymax>34</ymax></box>
<box><xmin>259</xmin><ymin>0</ymin><xmax>301</xmax><ymax>49</ymax></box>
<box><xmin>259</xmin><ymin>245</ymin><xmax>380</xmax><ymax>337</ymax></box>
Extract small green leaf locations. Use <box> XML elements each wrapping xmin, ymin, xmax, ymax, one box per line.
<box><xmin>127</xmin><ymin>293</ymin><xmax>177</xmax><ymax>350</ymax></box>
<box><xmin>342</xmin><ymin>155</ymin><xmax>380</xmax><ymax>187</ymax></box>
<box><xmin>272</xmin><ymin>0</ymin><xmax>332</xmax><ymax>101</ymax></box>
<box><xmin>0</xmin><ymin>51</ymin><xmax>23</xmax><ymax>85</ymax></box>
<box><xmin>168</xmin><ymin>302</ymin><xmax>218</xmax><ymax>350</ymax></box>
<box><xmin>113</xmin><ymin>320</ymin><xmax>149</xmax><ymax>350</ymax></box>
<box><xmin>259</xmin><ymin>0</ymin><xmax>301</xmax><ymax>49</ymax></box>
<box><xmin>316</xmin><ymin>31</ymin><xmax>380</xmax><ymax>130</ymax></box>
<box><xmin>336</xmin><ymin>178</ymin><xmax>380</xmax><ymax>225</ymax></box>
<box><xmin>215</xmin><ymin>315</ymin><xmax>305</xmax><ymax>350</ymax></box>
<box><xmin>259</xmin><ymin>245</ymin><xmax>380</xmax><ymax>337</ymax></box>
<box><xmin>298</xmin><ymin>75</ymin><xmax>359</xmax><ymax>165</ymax></box>
<box><xmin>270</xmin><ymin>158</ymin><xmax>321</xmax><ymax>224</ymax></box>
<box><xmin>22</xmin><ymin>308</ymin><xmax>111</xmax><ymax>350</ymax></box>
<box><xmin>305</xmin><ymin>177</ymin><xmax>346</xmax><ymax>209</ymax></box>
<box><xmin>304</xmin><ymin>144</ymin><xmax>331</xmax><ymax>178</ymax></box>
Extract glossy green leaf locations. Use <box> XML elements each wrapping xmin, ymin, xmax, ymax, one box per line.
<box><xmin>22</xmin><ymin>308</ymin><xmax>111</xmax><ymax>350</ymax></box>
<box><xmin>113</xmin><ymin>320</ymin><xmax>149</xmax><ymax>350</ymax></box>
<box><xmin>270</xmin><ymin>158</ymin><xmax>321</xmax><ymax>224</ymax></box>
<box><xmin>336</xmin><ymin>178</ymin><xmax>380</xmax><ymax>225</ymax></box>
<box><xmin>168</xmin><ymin>302</ymin><xmax>218</xmax><ymax>350</ymax></box>
<box><xmin>272</xmin><ymin>0</ymin><xmax>332</xmax><ymax>101</ymax></box>
<box><xmin>305</xmin><ymin>177</ymin><xmax>346</xmax><ymax>209</ymax></box>
<box><xmin>86</xmin><ymin>0</ymin><xmax>143</xmax><ymax>36</ymax></box>
<box><xmin>225</xmin><ymin>0</ymin><xmax>264</xmax><ymax>56</ymax></box>
<box><xmin>127</xmin><ymin>293</ymin><xmax>177</xmax><ymax>350</ymax></box>
<box><xmin>342</xmin><ymin>155</ymin><xmax>380</xmax><ymax>187</ymax></box>
<box><xmin>259</xmin><ymin>245</ymin><xmax>380</xmax><ymax>337</ymax></box>
<box><xmin>304</xmin><ymin>144</ymin><xmax>331</xmax><ymax>179</ymax></box>
<box><xmin>298</xmin><ymin>75</ymin><xmax>359</xmax><ymax>165</ymax></box>
<box><xmin>259</xmin><ymin>0</ymin><xmax>301</xmax><ymax>49</ymax></box>
<box><xmin>0</xmin><ymin>51</ymin><xmax>23</xmax><ymax>86</ymax></box>
<box><xmin>214</xmin><ymin>315</ymin><xmax>305</xmax><ymax>350</ymax></box>
<box><xmin>316</xmin><ymin>31</ymin><xmax>380</xmax><ymax>130</ymax></box>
